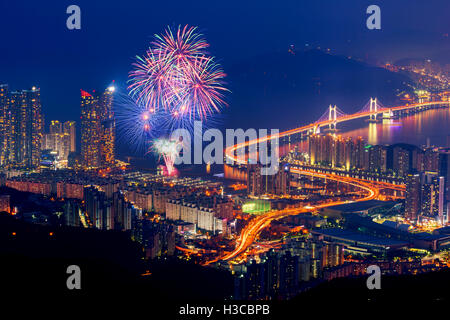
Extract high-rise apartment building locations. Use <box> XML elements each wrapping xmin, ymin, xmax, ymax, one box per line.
<box><xmin>43</xmin><ymin>120</ymin><xmax>73</xmax><ymax>162</ymax></box>
<box><xmin>63</xmin><ymin>121</ymin><xmax>76</xmax><ymax>152</ymax></box>
<box><xmin>309</xmin><ymin>134</ymin><xmax>367</xmax><ymax>170</ymax></box>
<box><xmin>420</xmin><ymin>173</ymin><xmax>444</xmax><ymax>220</ymax></box>
<box><xmin>49</xmin><ymin>120</ymin><xmax>62</xmax><ymax>134</ymax></box>
<box><xmin>0</xmin><ymin>85</ymin><xmax>43</xmax><ymax>169</ymax></box>
<box><xmin>246</xmin><ymin>164</ymin><xmax>290</xmax><ymax>196</ymax></box>
<box><xmin>80</xmin><ymin>86</ymin><xmax>115</xmax><ymax>169</ymax></box>
<box><xmin>405</xmin><ymin>173</ymin><xmax>421</xmax><ymax>221</ymax></box>
<box><xmin>24</xmin><ymin>87</ymin><xmax>43</xmax><ymax>168</ymax></box>
<box><xmin>43</xmin><ymin>132</ymin><xmax>71</xmax><ymax>161</ymax></box>
<box><xmin>0</xmin><ymin>84</ymin><xmax>10</xmax><ymax>165</ymax></box>
<box><xmin>81</xmin><ymin>89</ymin><xmax>101</xmax><ymax>168</ymax></box>
<box><xmin>368</xmin><ymin>145</ymin><xmax>387</xmax><ymax>173</ymax></box>
<box><xmin>393</xmin><ymin>147</ymin><xmax>410</xmax><ymax>177</ymax></box>
<box><xmin>99</xmin><ymin>87</ymin><xmax>115</xmax><ymax>167</ymax></box>
<box><xmin>405</xmin><ymin>172</ymin><xmax>444</xmax><ymax>222</ymax></box>
<box><xmin>247</xmin><ymin>164</ymin><xmax>263</xmax><ymax>196</ymax></box>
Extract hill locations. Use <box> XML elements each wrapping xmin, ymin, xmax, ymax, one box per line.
<box><xmin>223</xmin><ymin>49</ymin><xmax>413</xmax><ymax>130</ymax></box>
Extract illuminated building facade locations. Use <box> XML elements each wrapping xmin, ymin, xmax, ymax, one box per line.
<box><xmin>24</xmin><ymin>87</ymin><xmax>43</xmax><ymax>169</ymax></box>
<box><xmin>405</xmin><ymin>172</ymin><xmax>444</xmax><ymax>222</ymax></box>
<box><xmin>368</xmin><ymin>145</ymin><xmax>387</xmax><ymax>173</ymax></box>
<box><xmin>81</xmin><ymin>89</ymin><xmax>101</xmax><ymax>168</ymax></box>
<box><xmin>309</xmin><ymin>134</ymin><xmax>366</xmax><ymax>170</ymax></box>
<box><xmin>0</xmin><ymin>85</ymin><xmax>43</xmax><ymax>169</ymax></box>
<box><xmin>247</xmin><ymin>164</ymin><xmax>263</xmax><ymax>196</ymax></box>
<box><xmin>393</xmin><ymin>146</ymin><xmax>410</xmax><ymax>177</ymax></box>
<box><xmin>0</xmin><ymin>84</ymin><xmax>9</xmax><ymax>165</ymax></box>
<box><xmin>63</xmin><ymin>121</ymin><xmax>76</xmax><ymax>152</ymax></box>
<box><xmin>43</xmin><ymin>128</ymin><xmax>71</xmax><ymax>162</ymax></box>
<box><xmin>247</xmin><ymin>164</ymin><xmax>290</xmax><ymax>196</ymax></box>
<box><xmin>80</xmin><ymin>86</ymin><xmax>115</xmax><ymax>169</ymax></box>
<box><xmin>83</xmin><ymin>186</ymin><xmax>139</xmax><ymax>231</ymax></box>
<box><xmin>166</xmin><ymin>194</ymin><xmax>231</xmax><ymax>233</ymax></box>
<box><xmin>99</xmin><ymin>87</ymin><xmax>115</xmax><ymax>167</ymax></box>
<box><xmin>0</xmin><ymin>194</ymin><xmax>11</xmax><ymax>213</ymax></box>
<box><xmin>405</xmin><ymin>173</ymin><xmax>421</xmax><ymax>221</ymax></box>
<box><xmin>420</xmin><ymin>173</ymin><xmax>444</xmax><ymax>220</ymax></box>
<box><xmin>49</xmin><ymin>120</ymin><xmax>62</xmax><ymax>134</ymax></box>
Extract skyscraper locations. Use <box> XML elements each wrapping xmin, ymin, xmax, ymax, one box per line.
<box><xmin>99</xmin><ymin>86</ymin><xmax>115</xmax><ymax>167</ymax></box>
<box><xmin>308</xmin><ymin>134</ymin><xmax>367</xmax><ymax>170</ymax></box>
<box><xmin>81</xmin><ymin>89</ymin><xmax>101</xmax><ymax>168</ymax></box>
<box><xmin>0</xmin><ymin>84</ymin><xmax>9</xmax><ymax>165</ymax></box>
<box><xmin>43</xmin><ymin>131</ymin><xmax>71</xmax><ymax>162</ymax></box>
<box><xmin>368</xmin><ymin>145</ymin><xmax>387</xmax><ymax>173</ymax></box>
<box><xmin>80</xmin><ymin>86</ymin><xmax>115</xmax><ymax>169</ymax></box>
<box><xmin>247</xmin><ymin>164</ymin><xmax>263</xmax><ymax>196</ymax></box>
<box><xmin>49</xmin><ymin>120</ymin><xmax>62</xmax><ymax>134</ymax></box>
<box><xmin>439</xmin><ymin>150</ymin><xmax>450</xmax><ymax>202</ymax></box>
<box><xmin>0</xmin><ymin>86</ymin><xmax>43</xmax><ymax>169</ymax></box>
<box><xmin>63</xmin><ymin>121</ymin><xmax>76</xmax><ymax>152</ymax></box>
<box><xmin>25</xmin><ymin>87</ymin><xmax>43</xmax><ymax>168</ymax></box>
<box><xmin>405</xmin><ymin>172</ymin><xmax>444</xmax><ymax>223</ymax></box>
<box><xmin>405</xmin><ymin>173</ymin><xmax>421</xmax><ymax>221</ymax></box>
<box><xmin>43</xmin><ymin>120</ymin><xmax>72</xmax><ymax>163</ymax></box>
<box><xmin>9</xmin><ymin>91</ymin><xmax>25</xmax><ymax>165</ymax></box>
<box><xmin>420</xmin><ymin>173</ymin><xmax>444</xmax><ymax>220</ymax></box>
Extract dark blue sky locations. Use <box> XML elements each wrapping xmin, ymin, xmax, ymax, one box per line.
<box><xmin>0</xmin><ymin>0</ymin><xmax>449</xmax><ymax>125</ymax></box>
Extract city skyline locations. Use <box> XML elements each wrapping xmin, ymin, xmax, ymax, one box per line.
<box><xmin>1</xmin><ymin>1</ymin><xmax>449</xmax><ymax>123</ymax></box>
<box><xmin>2</xmin><ymin>0</ymin><xmax>450</xmax><ymax>310</ymax></box>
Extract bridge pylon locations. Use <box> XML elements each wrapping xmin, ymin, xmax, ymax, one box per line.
<box><xmin>369</xmin><ymin>98</ymin><xmax>378</xmax><ymax>122</ymax></box>
<box><xmin>328</xmin><ymin>105</ymin><xmax>338</xmax><ymax>131</ymax></box>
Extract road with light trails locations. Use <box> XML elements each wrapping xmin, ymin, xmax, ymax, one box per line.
<box><xmin>204</xmin><ymin>100</ymin><xmax>441</xmax><ymax>265</ymax></box>
<box><xmin>203</xmin><ymin>168</ymin><xmax>380</xmax><ymax>265</ymax></box>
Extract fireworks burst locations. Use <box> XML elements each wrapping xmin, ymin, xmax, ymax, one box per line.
<box><xmin>115</xmin><ymin>86</ymin><xmax>163</xmax><ymax>153</ymax></box>
<box><xmin>128</xmin><ymin>25</ymin><xmax>229</xmax><ymax>126</ymax></box>
<box><xmin>152</xmin><ymin>138</ymin><xmax>182</xmax><ymax>176</ymax></box>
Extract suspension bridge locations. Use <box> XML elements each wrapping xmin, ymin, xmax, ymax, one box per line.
<box><xmin>226</xmin><ymin>98</ymin><xmax>450</xmax><ymax>164</ymax></box>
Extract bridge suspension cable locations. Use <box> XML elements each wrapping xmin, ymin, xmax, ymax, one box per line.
<box><xmin>315</xmin><ymin>104</ymin><xmax>348</xmax><ymax>123</ymax></box>
<box><xmin>357</xmin><ymin>97</ymin><xmax>385</xmax><ymax>114</ymax></box>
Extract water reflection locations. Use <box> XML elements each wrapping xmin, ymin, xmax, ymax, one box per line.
<box><xmin>276</xmin><ymin>108</ymin><xmax>450</xmax><ymax>156</ymax></box>
<box><xmin>368</xmin><ymin>122</ymin><xmax>377</xmax><ymax>145</ymax></box>
<box><xmin>339</xmin><ymin>108</ymin><xmax>450</xmax><ymax>148</ymax></box>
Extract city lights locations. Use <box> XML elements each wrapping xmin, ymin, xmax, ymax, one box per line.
<box><xmin>1</xmin><ymin>1</ymin><xmax>450</xmax><ymax>308</ymax></box>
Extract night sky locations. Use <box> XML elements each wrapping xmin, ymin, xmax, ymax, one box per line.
<box><xmin>0</xmin><ymin>0</ymin><xmax>449</xmax><ymax>124</ymax></box>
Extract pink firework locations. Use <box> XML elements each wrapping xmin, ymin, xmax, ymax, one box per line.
<box><xmin>173</xmin><ymin>56</ymin><xmax>228</xmax><ymax>120</ymax></box>
<box><xmin>128</xmin><ymin>25</ymin><xmax>228</xmax><ymax>124</ymax></box>
<box><xmin>153</xmin><ymin>25</ymin><xmax>209</xmax><ymax>67</ymax></box>
<box><xmin>128</xmin><ymin>50</ymin><xmax>173</xmax><ymax>112</ymax></box>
